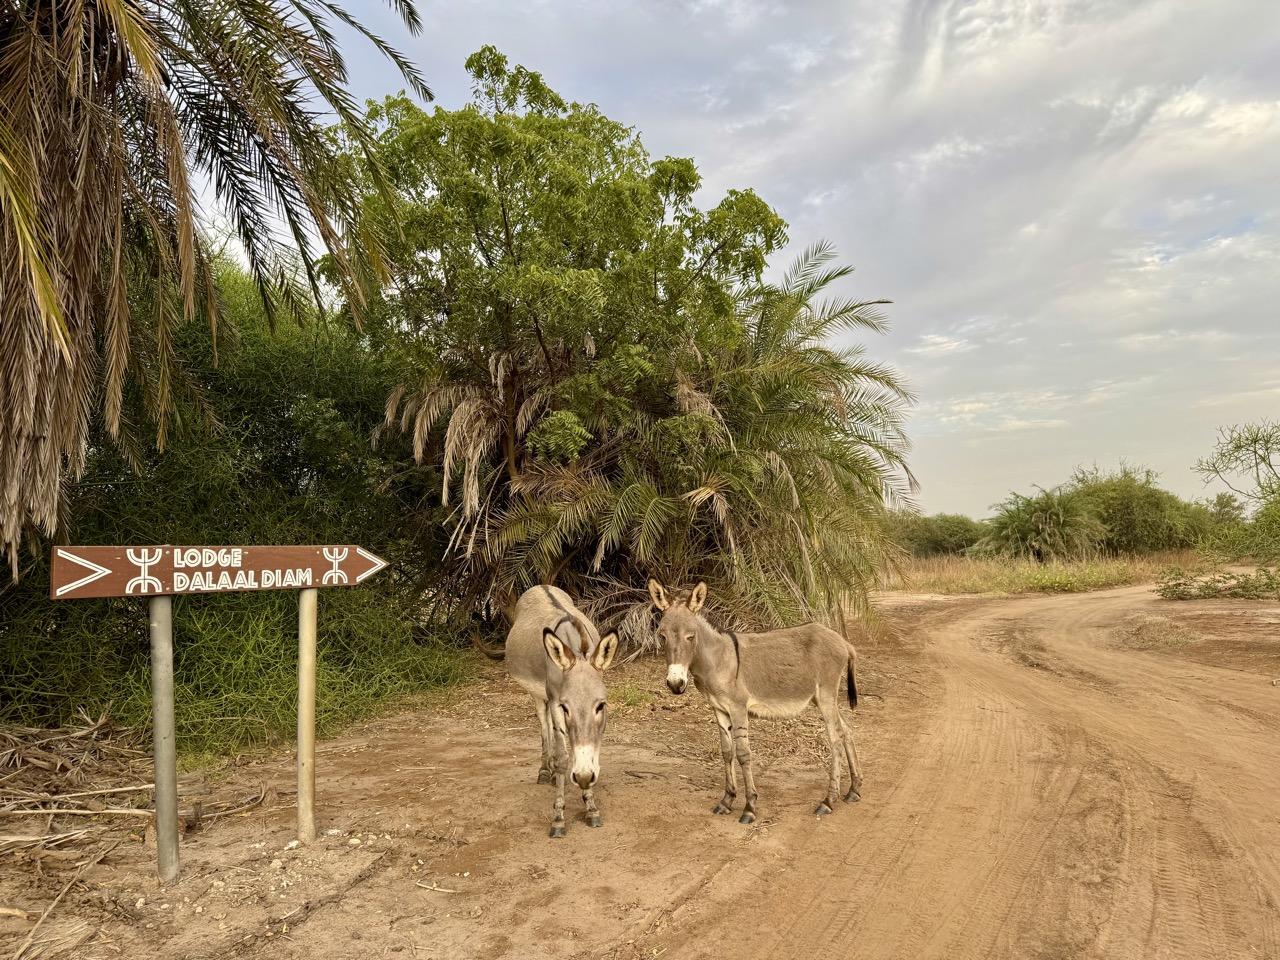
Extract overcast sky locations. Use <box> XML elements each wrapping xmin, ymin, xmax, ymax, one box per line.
<box><xmin>342</xmin><ymin>0</ymin><xmax>1280</xmax><ymax>516</ymax></box>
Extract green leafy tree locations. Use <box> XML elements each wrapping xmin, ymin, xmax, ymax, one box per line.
<box><xmin>1201</xmin><ymin>492</ymin><xmax>1247</xmax><ymax>526</ymax></box>
<box><xmin>1069</xmin><ymin>464</ymin><xmax>1209</xmax><ymax>554</ymax></box>
<box><xmin>0</xmin><ymin>0</ymin><xmax>429</xmax><ymax>573</ymax></box>
<box><xmin>487</xmin><ymin>241</ymin><xmax>915</xmax><ymax>627</ymax></box>
<box><xmin>345</xmin><ymin>49</ymin><xmax>912</xmax><ymax>626</ymax></box>
<box><xmin>976</xmin><ymin>486</ymin><xmax>1105</xmax><ymax>561</ymax></box>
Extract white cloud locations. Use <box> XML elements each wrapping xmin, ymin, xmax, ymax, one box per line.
<box><xmin>992</xmin><ymin>418</ymin><xmax>1069</xmax><ymax>432</ymax></box>
<box><xmin>1116</xmin><ymin>329</ymin><xmax>1237</xmax><ymax>350</ymax></box>
<box><xmin>906</xmin><ymin>334</ymin><xmax>976</xmax><ymax>357</ymax></box>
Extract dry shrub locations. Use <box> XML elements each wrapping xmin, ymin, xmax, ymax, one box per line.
<box><xmin>1115</xmin><ymin>615</ymin><xmax>1201</xmax><ymax>650</ymax></box>
<box><xmin>1157</xmin><ymin>567</ymin><xmax>1280</xmax><ymax>600</ymax></box>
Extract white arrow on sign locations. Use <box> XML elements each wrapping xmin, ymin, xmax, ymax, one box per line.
<box><xmin>53</xmin><ymin>548</ymin><xmax>113</xmax><ymax>598</ymax></box>
<box><xmin>354</xmin><ymin>546</ymin><xmax>388</xmax><ymax>584</ymax></box>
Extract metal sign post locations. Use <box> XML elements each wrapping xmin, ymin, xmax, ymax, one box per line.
<box><xmin>149</xmin><ymin>596</ymin><xmax>179</xmax><ymax>884</ymax></box>
<box><xmin>49</xmin><ymin>545</ymin><xmax>388</xmax><ymax>883</ymax></box>
<box><xmin>296</xmin><ymin>588</ymin><xmax>318</xmax><ymax>843</ymax></box>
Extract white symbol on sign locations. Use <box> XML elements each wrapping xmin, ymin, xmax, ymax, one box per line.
<box><xmin>354</xmin><ymin>547</ymin><xmax>388</xmax><ymax>583</ymax></box>
<box><xmin>54</xmin><ymin>549</ymin><xmax>113</xmax><ymax>597</ymax></box>
<box><xmin>126</xmin><ymin>548</ymin><xmax>164</xmax><ymax>594</ymax></box>
<box><xmin>322</xmin><ymin>548</ymin><xmax>349</xmax><ymax>585</ymax></box>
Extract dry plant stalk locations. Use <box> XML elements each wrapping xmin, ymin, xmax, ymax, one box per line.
<box><xmin>1</xmin><ymin>711</ymin><xmax>265</xmax><ymax>860</ymax></box>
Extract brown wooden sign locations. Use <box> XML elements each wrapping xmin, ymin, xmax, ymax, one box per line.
<box><xmin>49</xmin><ymin>545</ymin><xmax>388</xmax><ymax>600</ymax></box>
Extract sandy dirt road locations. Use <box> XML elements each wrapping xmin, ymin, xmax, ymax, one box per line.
<box><xmin>5</xmin><ymin>585</ymin><xmax>1280</xmax><ymax>959</ymax></box>
<box><xmin>654</xmin><ymin>587</ymin><xmax>1280</xmax><ymax>960</ymax></box>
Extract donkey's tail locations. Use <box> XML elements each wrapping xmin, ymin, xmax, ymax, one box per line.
<box><xmin>472</xmin><ymin>633</ymin><xmax>506</xmax><ymax>661</ymax></box>
<box><xmin>833</xmin><ymin>607</ymin><xmax>859</xmax><ymax>709</ymax></box>
<box><xmin>846</xmin><ymin>647</ymin><xmax>859</xmax><ymax>709</ymax></box>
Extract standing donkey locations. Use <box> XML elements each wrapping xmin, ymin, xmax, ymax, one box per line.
<box><xmin>648</xmin><ymin>579</ymin><xmax>862</xmax><ymax>824</ymax></box>
<box><xmin>506</xmin><ymin>585</ymin><xmax>618</xmax><ymax>837</ymax></box>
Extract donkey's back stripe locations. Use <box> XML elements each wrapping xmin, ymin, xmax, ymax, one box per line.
<box><xmin>541</xmin><ymin>585</ymin><xmax>570</xmax><ymax>615</ymax></box>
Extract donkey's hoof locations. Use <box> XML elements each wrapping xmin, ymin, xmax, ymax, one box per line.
<box><xmin>738</xmin><ymin>811</ymin><xmax>756</xmax><ymax>825</ymax></box>
<box><xmin>843</xmin><ymin>788</ymin><xmax>861</xmax><ymax>803</ymax></box>
<box><xmin>712</xmin><ymin>802</ymin><xmax>733</xmax><ymax>815</ymax></box>
<box><xmin>537</xmin><ymin>770</ymin><xmax>553</xmax><ymax>785</ymax></box>
<box><xmin>549</xmin><ymin>824</ymin><xmax>567</xmax><ymax>838</ymax></box>
<box><xmin>587</xmin><ymin>813</ymin><xmax>603</xmax><ymax>828</ymax></box>
<box><xmin>815</xmin><ymin>802</ymin><xmax>833</xmax><ymax>816</ymax></box>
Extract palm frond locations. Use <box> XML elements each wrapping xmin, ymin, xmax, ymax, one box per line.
<box><xmin>0</xmin><ymin>0</ymin><xmax>430</xmax><ymax>570</ymax></box>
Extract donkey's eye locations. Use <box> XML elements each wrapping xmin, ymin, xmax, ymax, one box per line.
<box><xmin>560</xmin><ymin>703</ymin><xmax>569</xmax><ymax>717</ymax></box>
<box><xmin>595</xmin><ymin>702</ymin><xmax>605</xmax><ymax>714</ymax></box>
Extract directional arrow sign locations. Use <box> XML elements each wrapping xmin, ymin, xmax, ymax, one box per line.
<box><xmin>49</xmin><ymin>545</ymin><xmax>389</xmax><ymax>600</ymax></box>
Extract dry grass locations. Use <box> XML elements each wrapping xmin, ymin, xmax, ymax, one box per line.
<box><xmin>882</xmin><ymin>551</ymin><xmax>1201</xmax><ymax>595</ymax></box>
<box><xmin>1114</xmin><ymin>615</ymin><xmax>1201</xmax><ymax>651</ymax></box>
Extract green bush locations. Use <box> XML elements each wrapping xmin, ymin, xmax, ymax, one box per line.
<box><xmin>975</xmin><ymin>486</ymin><xmax>1106</xmax><ymax>561</ymax></box>
<box><xmin>0</xmin><ymin>263</ymin><xmax>468</xmax><ymax>753</ymax></box>
<box><xmin>1202</xmin><ymin>492</ymin><xmax>1247</xmax><ymax>526</ymax></box>
<box><xmin>1199</xmin><ymin>498</ymin><xmax>1280</xmax><ymax>564</ymax></box>
<box><xmin>975</xmin><ymin>466</ymin><xmax>1224</xmax><ymax>563</ymax></box>
<box><xmin>1071</xmin><ymin>465</ymin><xmax>1210</xmax><ymax>554</ymax></box>
<box><xmin>0</xmin><ymin>587</ymin><xmax>465</xmax><ymax>749</ymax></box>
<box><xmin>886</xmin><ymin>511</ymin><xmax>987</xmax><ymax>556</ymax></box>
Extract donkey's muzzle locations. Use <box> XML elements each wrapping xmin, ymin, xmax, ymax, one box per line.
<box><xmin>666</xmin><ymin>664</ymin><xmax>689</xmax><ymax>695</ymax></box>
<box><xmin>571</xmin><ymin>746</ymin><xmax>599</xmax><ymax>791</ymax></box>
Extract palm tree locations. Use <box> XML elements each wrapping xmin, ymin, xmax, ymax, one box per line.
<box><xmin>480</xmin><ymin>243</ymin><xmax>916</xmax><ymax>628</ymax></box>
<box><xmin>0</xmin><ymin>0</ymin><xmax>429</xmax><ymax>574</ymax></box>
<box><xmin>701</xmin><ymin>241</ymin><xmax>916</xmax><ymax>619</ymax></box>
<box><xmin>977</xmin><ymin>486</ymin><xmax>1106</xmax><ymax>561</ymax></box>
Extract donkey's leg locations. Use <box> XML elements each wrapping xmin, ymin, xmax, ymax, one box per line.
<box><xmin>815</xmin><ymin>694</ymin><xmax>844</xmax><ymax>815</ymax></box>
<box><xmin>582</xmin><ymin>784</ymin><xmax>603</xmax><ymax>828</ymax></box>
<box><xmin>730</xmin><ymin>710</ymin><xmax>758</xmax><ymax>825</ymax></box>
<box><xmin>535</xmin><ymin>698</ymin><xmax>553</xmax><ymax>784</ymax></box>
<box><xmin>549</xmin><ymin>731</ymin><xmax>568</xmax><ymax>838</ymax></box>
<box><xmin>838</xmin><ymin>711</ymin><xmax>864</xmax><ymax>803</ymax></box>
<box><xmin>550</xmin><ymin>770</ymin><xmax>567</xmax><ymax>838</ymax></box>
<box><xmin>712</xmin><ymin>708</ymin><xmax>737</xmax><ymax>815</ymax></box>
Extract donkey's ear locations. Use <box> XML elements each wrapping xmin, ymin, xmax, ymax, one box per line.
<box><xmin>543</xmin><ymin>628</ymin><xmax>576</xmax><ymax>671</ymax></box>
<box><xmin>688</xmin><ymin>581</ymin><xmax>708</xmax><ymax>612</ymax></box>
<box><xmin>593</xmin><ymin>631</ymin><xmax>619</xmax><ymax>671</ymax></box>
<box><xmin>647</xmin><ymin>578</ymin><xmax>669</xmax><ymax>611</ymax></box>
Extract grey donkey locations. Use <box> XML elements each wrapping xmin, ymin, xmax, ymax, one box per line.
<box><xmin>648</xmin><ymin>579</ymin><xmax>862</xmax><ymax>824</ymax></box>
<box><xmin>505</xmin><ymin>585</ymin><xmax>618</xmax><ymax>837</ymax></box>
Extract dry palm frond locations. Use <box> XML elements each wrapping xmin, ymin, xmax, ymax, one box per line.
<box><xmin>0</xmin><ymin>0</ymin><xmax>430</xmax><ymax>574</ymax></box>
<box><xmin>0</xmin><ymin>711</ymin><xmax>267</xmax><ymax>862</ymax></box>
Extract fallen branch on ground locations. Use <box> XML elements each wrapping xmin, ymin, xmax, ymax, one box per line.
<box><xmin>0</xmin><ymin>808</ymin><xmax>154</xmax><ymax>818</ymax></box>
<box><xmin>10</xmin><ymin>842</ymin><xmax>115</xmax><ymax>960</ymax></box>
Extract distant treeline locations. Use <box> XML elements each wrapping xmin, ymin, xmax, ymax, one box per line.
<box><xmin>889</xmin><ymin>465</ymin><xmax>1257</xmax><ymax>561</ymax></box>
